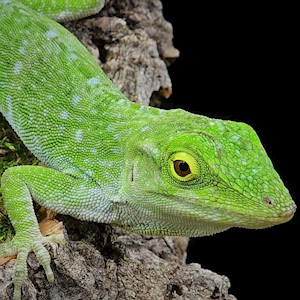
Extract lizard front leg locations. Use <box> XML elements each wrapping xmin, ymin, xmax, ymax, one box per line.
<box><xmin>0</xmin><ymin>165</ymin><xmax>101</xmax><ymax>300</ymax></box>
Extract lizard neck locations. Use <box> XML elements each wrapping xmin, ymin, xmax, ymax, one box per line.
<box><xmin>88</xmin><ymin>98</ymin><xmax>164</xmax><ymax>185</ymax></box>
<box><xmin>45</xmin><ymin>94</ymin><xmax>164</xmax><ymax>191</ymax></box>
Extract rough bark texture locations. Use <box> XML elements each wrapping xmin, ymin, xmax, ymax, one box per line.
<box><xmin>63</xmin><ymin>0</ymin><xmax>178</xmax><ymax>106</ymax></box>
<box><xmin>1</xmin><ymin>219</ymin><xmax>236</xmax><ymax>300</ymax></box>
<box><xmin>0</xmin><ymin>1</ymin><xmax>237</xmax><ymax>299</ymax></box>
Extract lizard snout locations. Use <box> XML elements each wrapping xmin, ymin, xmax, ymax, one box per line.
<box><xmin>279</xmin><ymin>207</ymin><xmax>296</xmax><ymax>220</ymax></box>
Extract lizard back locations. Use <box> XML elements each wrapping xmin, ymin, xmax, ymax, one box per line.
<box><xmin>0</xmin><ymin>1</ymin><xmax>144</xmax><ymax>184</ymax></box>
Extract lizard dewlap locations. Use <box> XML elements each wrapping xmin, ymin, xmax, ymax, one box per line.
<box><xmin>0</xmin><ymin>1</ymin><xmax>296</xmax><ymax>299</ymax></box>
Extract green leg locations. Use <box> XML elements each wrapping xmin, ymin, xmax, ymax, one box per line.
<box><xmin>0</xmin><ymin>165</ymin><xmax>86</xmax><ymax>300</ymax></box>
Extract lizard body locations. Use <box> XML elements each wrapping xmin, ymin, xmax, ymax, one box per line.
<box><xmin>0</xmin><ymin>1</ymin><xmax>296</xmax><ymax>299</ymax></box>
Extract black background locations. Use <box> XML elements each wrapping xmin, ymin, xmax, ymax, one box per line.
<box><xmin>160</xmin><ymin>1</ymin><xmax>298</xmax><ymax>300</ymax></box>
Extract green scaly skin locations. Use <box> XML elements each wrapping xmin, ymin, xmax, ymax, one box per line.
<box><xmin>0</xmin><ymin>0</ymin><xmax>296</xmax><ymax>299</ymax></box>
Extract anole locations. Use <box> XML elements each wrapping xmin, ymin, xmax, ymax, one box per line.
<box><xmin>0</xmin><ymin>1</ymin><xmax>296</xmax><ymax>299</ymax></box>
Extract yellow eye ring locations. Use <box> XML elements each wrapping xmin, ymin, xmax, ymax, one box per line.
<box><xmin>169</xmin><ymin>152</ymin><xmax>199</xmax><ymax>181</ymax></box>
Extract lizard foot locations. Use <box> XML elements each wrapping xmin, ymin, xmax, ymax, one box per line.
<box><xmin>0</xmin><ymin>232</ymin><xmax>65</xmax><ymax>300</ymax></box>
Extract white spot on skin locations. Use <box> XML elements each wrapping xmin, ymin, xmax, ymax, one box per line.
<box><xmin>45</xmin><ymin>30</ymin><xmax>58</xmax><ymax>39</ymax></box>
<box><xmin>13</xmin><ymin>61</ymin><xmax>23</xmax><ymax>75</ymax></box>
<box><xmin>217</xmin><ymin>122</ymin><xmax>225</xmax><ymax>132</ymax></box>
<box><xmin>241</xmin><ymin>160</ymin><xmax>247</xmax><ymax>165</ymax></box>
<box><xmin>209</xmin><ymin>121</ymin><xmax>215</xmax><ymax>126</ymax></box>
<box><xmin>152</xmin><ymin>148</ymin><xmax>159</xmax><ymax>155</ymax></box>
<box><xmin>86</xmin><ymin>170</ymin><xmax>93</xmax><ymax>176</ymax></box>
<box><xmin>19</xmin><ymin>8</ymin><xmax>30</xmax><ymax>16</ymax></box>
<box><xmin>118</xmin><ymin>99</ymin><xmax>126</xmax><ymax>104</ymax></box>
<box><xmin>19</xmin><ymin>47</ymin><xmax>25</xmax><ymax>54</ymax></box>
<box><xmin>75</xmin><ymin>130</ymin><xmax>83</xmax><ymax>142</ymax></box>
<box><xmin>68</xmin><ymin>53</ymin><xmax>77</xmax><ymax>61</ymax></box>
<box><xmin>60</xmin><ymin>111</ymin><xmax>69</xmax><ymax>120</ymax></box>
<box><xmin>90</xmin><ymin>148</ymin><xmax>97</xmax><ymax>154</ymax></box>
<box><xmin>87</xmin><ymin>77</ymin><xmax>101</xmax><ymax>86</ymax></box>
<box><xmin>141</xmin><ymin>126</ymin><xmax>149</xmax><ymax>132</ymax></box>
<box><xmin>107</xmin><ymin>124</ymin><xmax>114</xmax><ymax>132</ymax></box>
<box><xmin>231</xmin><ymin>135</ymin><xmax>240</xmax><ymax>141</ymax></box>
<box><xmin>5</xmin><ymin>95</ymin><xmax>13</xmax><ymax>122</ymax></box>
<box><xmin>252</xmin><ymin>169</ymin><xmax>258</xmax><ymax>174</ymax></box>
<box><xmin>72</xmin><ymin>95</ymin><xmax>81</xmax><ymax>105</ymax></box>
<box><xmin>91</xmin><ymin>109</ymin><xmax>97</xmax><ymax>115</ymax></box>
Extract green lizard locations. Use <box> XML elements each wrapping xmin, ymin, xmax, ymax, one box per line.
<box><xmin>0</xmin><ymin>0</ymin><xmax>296</xmax><ymax>299</ymax></box>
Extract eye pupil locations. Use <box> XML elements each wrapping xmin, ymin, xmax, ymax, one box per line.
<box><xmin>174</xmin><ymin>160</ymin><xmax>191</xmax><ymax>177</ymax></box>
<box><xmin>179</xmin><ymin>161</ymin><xmax>189</xmax><ymax>172</ymax></box>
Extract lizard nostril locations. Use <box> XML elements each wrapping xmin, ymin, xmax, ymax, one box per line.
<box><xmin>263</xmin><ymin>197</ymin><xmax>273</xmax><ymax>206</ymax></box>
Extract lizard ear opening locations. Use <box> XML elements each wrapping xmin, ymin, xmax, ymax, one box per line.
<box><xmin>169</xmin><ymin>152</ymin><xmax>199</xmax><ymax>182</ymax></box>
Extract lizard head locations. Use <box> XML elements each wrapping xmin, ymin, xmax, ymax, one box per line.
<box><xmin>121</xmin><ymin>109</ymin><xmax>296</xmax><ymax>236</ymax></box>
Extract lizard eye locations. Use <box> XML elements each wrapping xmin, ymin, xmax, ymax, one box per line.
<box><xmin>169</xmin><ymin>152</ymin><xmax>199</xmax><ymax>182</ymax></box>
<box><xmin>174</xmin><ymin>160</ymin><xmax>191</xmax><ymax>177</ymax></box>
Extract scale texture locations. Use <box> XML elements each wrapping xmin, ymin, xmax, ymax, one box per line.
<box><xmin>0</xmin><ymin>1</ymin><xmax>296</xmax><ymax>299</ymax></box>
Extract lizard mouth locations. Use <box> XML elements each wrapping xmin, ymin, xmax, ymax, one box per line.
<box><xmin>248</xmin><ymin>205</ymin><xmax>297</xmax><ymax>229</ymax></box>
<box><xmin>276</xmin><ymin>207</ymin><xmax>296</xmax><ymax>222</ymax></box>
